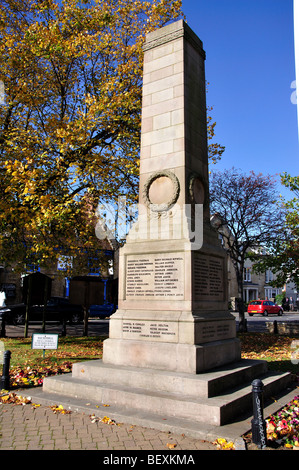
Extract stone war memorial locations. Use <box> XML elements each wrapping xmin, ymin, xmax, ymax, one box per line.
<box><xmin>40</xmin><ymin>20</ymin><xmax>292</xmax><ymax>432</ymax></box>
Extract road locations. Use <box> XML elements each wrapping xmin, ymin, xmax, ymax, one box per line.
<box><xmin>1</xmin><ymin>318</ymin><xmax>110</xmax><ymax>338</ymax></box>
<box><xmin>1</xmin><ymin>312</ymin><xmax>299</xmax><ymax>338</ymax></box>
<box><xmin>232</xmin><ymin>311</ymin><xmax>299</xmax><ymax>333</ymax></box>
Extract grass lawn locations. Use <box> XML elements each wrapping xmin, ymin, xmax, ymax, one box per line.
<box><xmin>0</xmin><ymin>332</ymin><xmax>298</xmax><ymax>388</ymax></box>
<box><xmin>238</xmin><ymin>332</ymin><xmax>299</xmax><ymax>376</ymax></box>
<box><xmin>0</xmin><ymin>335</ymin><xmax>106</xmax><ymax>388</ymax></box>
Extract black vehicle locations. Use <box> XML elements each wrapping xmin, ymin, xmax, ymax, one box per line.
<box><xmin>89</xmin><ymin>302</ymin><xmax>116</xmax><ymax>318</ymax></box>
<box><xmin>0</xmin><ymin>297</ymin><xmax>84</xmax><ymax>325</ymax></box>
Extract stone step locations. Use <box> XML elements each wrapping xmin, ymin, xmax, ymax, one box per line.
<box><xmin>24</xmin><ymin>377</ymin><xmax>298</xmax><ymax>443</ymax></box>
<box><xmin>42</xmin><ymin>368</ymin><xmax>291</xmax><ymax>426</ymax></box>
<box><xmin>71</xmin><ymin>359</ymin><xmax>268</xmax><ymax>398</ymax></box>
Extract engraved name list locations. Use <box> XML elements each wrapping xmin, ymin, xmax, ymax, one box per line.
<box><xmin>126</xmin><ymin>253</ymin><xmax>184</xmax><ymax>299</ymax></box>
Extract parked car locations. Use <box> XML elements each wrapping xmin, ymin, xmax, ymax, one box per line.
<box><xmin>247</xmin><ymin>300</ymin><xmax>283</xmax><ymax>316</ymax></box>
<box><xmin>0</xmin><ymin>297</ymin><xmax>84</xmax><ymax>325</ymax></box>
<box><xmin>89</xmin><ymin>303</ymin><xmax>116</xmax><ymax>318</ymax></box>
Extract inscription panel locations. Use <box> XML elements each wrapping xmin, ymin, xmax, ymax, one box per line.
<box><xmin>126</xmin><ymin>253</ymin><xmax>184</xmax><ymax>299</ymax></box>
<box><xmin>122</xmin><ymin>321</ymin><xmax>178</xmax><ymax>342</ymax></box>
<box><xmin>195</xmin><ymin>321</ymin><xmax>233</xmax><ymax>343</ymax></box>
<box><xmin>194</xmin><ymin>254</ymin><xmax>224</xmax><ymax>301</ymax></box>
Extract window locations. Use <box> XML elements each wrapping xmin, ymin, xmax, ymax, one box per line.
<box><xmin>265</xmin><ymin>287</ymin><xmax>280</xmax><ymax>300</ymax></box>
<box><xmin>243</xmin><ymin>267</ymin><xmax>251</xmax><ymax>282</ymax></box>
<box><xmin>57</xmin><ymin>256</ymin><xmax>73</xmax><ymax>271</ymax></box>
<box><xmin>26</xmin><ymin>263</ymin><xmax>40</xmax><ymax>273</ymax></box>
<box><xmin>88</xmin><ymin>257</ymin><xmax>100</xmax><ymax>276</ymax></box>
<box><xmin>265</xmin><ymin>270</ymin><xmax>274</xmax><ymax>283</ymax></box>
<box><xmin>1</xmin><ymin>283</ymin><xmax>16</xmax><ymax>299</ymax></box>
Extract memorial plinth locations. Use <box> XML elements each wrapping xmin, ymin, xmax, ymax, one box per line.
<box><xmin>102</xmin><ymin>20</ymin><xmax>241</xmax><ymax>373</ymax></box>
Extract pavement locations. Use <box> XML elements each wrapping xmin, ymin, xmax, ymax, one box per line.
<box><xmin>0</xmin><ymin>383</ymin><xmax>298</xmax><ymax>453</ymax></box>
<box><xmin>0</xmin><ymin>395</ymin><xmax>217</xmax><ymax>452</ymax></box>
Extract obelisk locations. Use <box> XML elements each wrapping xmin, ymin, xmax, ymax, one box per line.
<box><xmin>102</xmin><ymin>20</ymin><xmax>241</xmax><ymax>373</ymax></box>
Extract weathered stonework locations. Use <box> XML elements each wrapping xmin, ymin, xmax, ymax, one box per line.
<box><xmin>102</xmin><ymin>20</ymin><xmax>241</xmax><ymax>373</ymax></box>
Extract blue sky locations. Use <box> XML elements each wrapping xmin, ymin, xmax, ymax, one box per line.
<box><xmin>182</xmin><ymin>0</ymin><xmax>298</xmax><ymax>199</ymax></box>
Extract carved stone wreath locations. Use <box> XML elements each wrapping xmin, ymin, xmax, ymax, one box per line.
<box><xmin>188</xmin><ymin>174</ymin><xmax>206</xmax><ymax>205</ymax></box>
<box><xmin>142</xmin><ymin>170</ymin><xmax>180</xmax><ymax>212</ymax></box>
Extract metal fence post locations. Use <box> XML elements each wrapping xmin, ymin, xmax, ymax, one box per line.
<box><xmin>251</xmin><ymin>379</ymin><xmax>267</xmax><ymax>449</ymax></box>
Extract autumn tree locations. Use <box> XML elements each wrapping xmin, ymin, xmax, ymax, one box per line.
<box><xmin>0</xmin><ymin>0</ymin><xmax>185</xmax><ymax>272</ymax></box>
<box><xmin>0</xmin><ymin>0</ymin><xmax>224</xmax><ymax>279</ymax></box>
<box><xmin>209</xmin><ymin>168</ymin><xmax>285</xmax><ymax>331</ymax></box>
<box><xmin>251</xmin><ymin>173</ymin><xmax>299</xmax><ymax>289</ymax></box>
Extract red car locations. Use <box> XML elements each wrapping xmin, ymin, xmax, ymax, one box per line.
<box><xmin>247</xmin><ymin>300</ymin><xmax>283</xmax><ymax>316</ymax></box>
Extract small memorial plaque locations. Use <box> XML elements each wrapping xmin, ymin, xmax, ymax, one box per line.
<box><xmin>32</xmin><ymin>334</ymin><xmax>58</xmax><ymax>350</ymax></box>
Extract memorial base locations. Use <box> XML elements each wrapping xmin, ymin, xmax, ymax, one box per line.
<box><xmin>103</xmin><ymin>309</ymin><xmax>241</xmax><ymax>373</ymax></box>
<box><xmin>103</xmin><ymin>337</ymin><xmax>241</xmax><ymax>374</ymax></box>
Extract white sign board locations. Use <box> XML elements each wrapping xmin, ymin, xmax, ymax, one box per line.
<box><xmin>32</xmin><ymin>334</ymin><xmax>58</xmax><ymax>350</ymax></box>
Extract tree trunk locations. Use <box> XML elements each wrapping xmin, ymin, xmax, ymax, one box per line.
<box><xmin>236</xmin><ymin>265</ymin><xmax>247</xmax><ymax>332</ymax></box>
<box><xmin>42</xmin><ymin>277</ymin><xmax>49</xmax><ymax>333</ymax></box>
<box><xmin>238</xmin><ymin>297</ymin><xmax>247</xmax><ymax>332</ymax></box>
<box><xmin>83</xmin><ymin>281</ymin><xmax>89</xmax><ymax>337</ymax></box>
<box><xmin>24</xmin><ymin>275</ymin><xmax>32</xmax><ymax>338</ymax></box>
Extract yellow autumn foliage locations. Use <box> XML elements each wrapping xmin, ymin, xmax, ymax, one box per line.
<box><xmin>0</xmin><ymin>0</ymin><xmax>223</xmax><ymax>273</ymax></box>
<box><xmin>0</xmin><ymin>0</ymin><xmax>185</xmax><ymax>271</ymax></box>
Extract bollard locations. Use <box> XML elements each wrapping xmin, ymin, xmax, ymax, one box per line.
<box><xmin>251</xmin><ymin>379</ymin><xmax>267</xmax><ymax>449</ymax></box>
<box><xmin>1</xmin><ymin>350</ymin><xmax>11</xmax><ymax>390</ymax></box>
